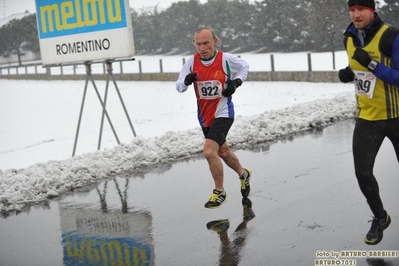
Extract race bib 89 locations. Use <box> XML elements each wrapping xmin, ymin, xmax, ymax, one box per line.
<box><xmin>353</xmin><ymin>71</ymin><xmax>377</xmax><ymax>98</ymax></box>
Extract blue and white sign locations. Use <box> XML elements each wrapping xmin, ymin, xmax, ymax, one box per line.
<box><xmin>36</xmin><ymin>0</ymin><xmax>135</xmax><ymax>65</ymax></box>
<box><xmin>60</xmin><ymin>208</ymin><xmax>155</xmax><ymax>266</ymax></box>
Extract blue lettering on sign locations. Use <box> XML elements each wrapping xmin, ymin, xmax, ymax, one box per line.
<box><xmin>62</xmin><ymin>231</ymin><xmax>152</xmax><ymax>266</ymax></box>
<box><xmin>36</xmin><ymin>0</ymin><xmax>127</xmax><ymax>39</ymax></box>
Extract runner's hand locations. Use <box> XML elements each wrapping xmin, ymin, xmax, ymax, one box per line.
<box><xmin>352</xmin><ymin>48</ymin><xmax>371</xmax><ymax>68</ymax></box>
<box><xmin>338</xmin><ymin>67</ymin><xmax>354</xmax><ymax>83</ymax></box>
<box><xmin>184</xmin><ymin>73</ymin><xmax>197</xmax><ymax>86</ymax></box>
<box><xmin>223</xmin><ymin>79</ymin><xmax>242</xmax><ymax>97</ymax></box>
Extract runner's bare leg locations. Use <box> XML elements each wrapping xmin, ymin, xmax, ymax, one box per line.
<box><xmin>204</xmin><ymin>139</ymin><xmax>245</xmax><ymax>191</ymax></box>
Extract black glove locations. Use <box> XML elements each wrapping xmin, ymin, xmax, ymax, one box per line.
<box><xmin>338</xmin><ymin>67</ymin><xmax>354</xmax><ymax>83</ymax></box>
<box><xmin>184</xmin><ymin>73</ymin><xmax>197</xmax><ymax>86</ymax></box>
<box><xmin>352</xmin><ymin>48</ymin><xmax>372</xmax><ymax>68</ymax></box>
<box><xmin>223</xmin><ymin>79</ymin><xmax>242</xmax><ymax>97</ymax></box>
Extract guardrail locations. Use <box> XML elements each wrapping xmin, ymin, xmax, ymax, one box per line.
<box><xmin>0</xmin><ymin>71</ymin><xmax>340</xmax><ymax>83</ymax></box>
<box><xmin>0</xmin><ymin>62</ymin><xmax>46</xmax><ymax>75</ymax></box>
<box><xmin>0</xmin><ymin>53</ymin><xmax>341</xmax><ymax>83</ymax></box>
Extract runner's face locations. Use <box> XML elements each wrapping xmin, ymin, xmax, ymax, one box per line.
<box><xmin>194</xmin><ymin>29</ymin><xmax>216</xmax><ymax>60</ymax></box>
<box><xmin>349</xmin><ymin>7</ymin><xmax>374</xmax><ymax>30</ymax></box>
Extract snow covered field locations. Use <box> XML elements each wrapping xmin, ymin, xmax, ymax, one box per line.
<box><xmin>0</xmin><ymin>51</ymin><xmax>355</xmax><ymax>212</ymax></box>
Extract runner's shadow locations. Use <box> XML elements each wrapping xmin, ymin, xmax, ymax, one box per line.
<box><xmin>206</xmin><ymin>197</ymin><xmax>256</xmax><ymax>266</ymax></box>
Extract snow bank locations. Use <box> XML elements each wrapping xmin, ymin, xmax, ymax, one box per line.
<box><xmin>0</xmin><ymin>92</ymin><xmax>355</xmax><ymax>213</ymax></box>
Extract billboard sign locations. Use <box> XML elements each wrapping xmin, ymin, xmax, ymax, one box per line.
<box><xmin>35</xmin><ymin>0</ymin><xmax>135</xmax><ymax>66</ymax></box>
<box><xmin>60</xmin><ymin>208</ymin><xmax>154</xmax><ymax>266</ymax></box>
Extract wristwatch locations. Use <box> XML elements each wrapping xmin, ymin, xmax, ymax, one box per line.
<box><xmin>368</xmin><ymin>60</ymin><xmax>378</xmax><ymax>71</ymax></box>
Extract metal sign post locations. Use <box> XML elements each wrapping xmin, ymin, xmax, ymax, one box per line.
<box><xmin>72</xmin><ymin>58</ymin><xmax>136</xmax><ymax>157</ymax></box>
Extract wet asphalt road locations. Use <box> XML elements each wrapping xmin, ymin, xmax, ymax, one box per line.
<box><xmin>0</xmin><ymin>120</ymin><xmax>398</xmax><ymax>266</ymax></box>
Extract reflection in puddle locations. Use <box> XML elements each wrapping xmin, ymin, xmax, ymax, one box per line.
<box><xmin>366</xmin><ymin>258</ymin><xmax>395</xmax><ymax>266</ymax></box>
<box><xmin>207</xmin><ymin>197</ymin><xmax>256</xmax><ymax>266</ymax></box>
<box><xmin>59</xmin><ymin>178</ymin><xmax>154</xmax><ymax>266</ymax></box>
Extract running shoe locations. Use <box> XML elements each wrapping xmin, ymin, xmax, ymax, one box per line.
<box><xmin>242</xmin><ymin>197</ymin><xmax>256</xmax><ymax>221</ymax></box>
<box><xmin>206</xmin><ymin>219</ymin><xmax>230</xmax><ymax>234</ymax></box>
<box><xmin>204</xmin><ymin>189</ymin><xmax>228</xmax><ymax>209</ymax></box>
<box><xmin>240</xmin><ymin>168</ymin><xmax>251</xmax><ymax>197</ymax></box>
<box><xmin>364</xmin><ymin>211</ymin><xmax>391</xmax><ymax>245</ymax></box>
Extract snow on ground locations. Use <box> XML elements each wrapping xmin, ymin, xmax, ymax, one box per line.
<box><xmin>0</xmin><ymin>51</ymin><xmax>354</xmax><ymax>212</ymax></box>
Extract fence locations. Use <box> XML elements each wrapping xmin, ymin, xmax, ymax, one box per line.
<box><xmin>0</xmin><ymin>52</ymin><xmax>344</xmax><ymax>83</ymax></box>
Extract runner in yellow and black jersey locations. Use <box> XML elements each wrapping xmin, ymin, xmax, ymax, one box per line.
<box><xmin>339</xmin><ymin>0</ymin><xmax>399</xmax><ymax>245</ymax></box>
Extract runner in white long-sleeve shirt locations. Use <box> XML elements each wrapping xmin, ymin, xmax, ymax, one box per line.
<box><xmin>176</xmin><ymin>26</ymin><xmax>251</xmax><ymax>209</ymax></box>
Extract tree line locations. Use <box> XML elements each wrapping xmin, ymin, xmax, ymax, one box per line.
<box><xmin>1</xmin><ymin>0</ymin><xmax>398</xmax><ymax>65</ymax></box>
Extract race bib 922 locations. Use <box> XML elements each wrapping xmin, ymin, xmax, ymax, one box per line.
<box><xmin>196</xmin><ymin>80</ymin><xmax>223</xmax><ymax>100</ymax></box>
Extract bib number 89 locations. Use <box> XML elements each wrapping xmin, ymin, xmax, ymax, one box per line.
<box><xmin>353</xmin><ymin>71</ymin><xmax>376</xmax><ymax>98</ymax></box>
<box><xmin>355</xmin><ymin>78</ymin><xmax>371</xmax><ymax>93</ymax></box>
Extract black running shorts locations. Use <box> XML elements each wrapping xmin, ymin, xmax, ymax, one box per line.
<box><xmin>202</xmin><ymin>118</ymin><xmax>234</xmax><ymax>146</ymax></box>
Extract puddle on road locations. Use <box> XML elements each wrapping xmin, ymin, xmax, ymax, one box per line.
<box><xmin>1</xmin><ymin>120</ymin><xmax>398</xmax><ymax>266</ymax></box>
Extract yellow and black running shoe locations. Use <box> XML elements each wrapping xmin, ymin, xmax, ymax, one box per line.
<box><xmin>364</xmin><ymin>211</ymin><xmax>391</xmax><ymax>245</ymax></box>
<box><xmin>204</xmin><ymin>189</ymin><xmax>228</xmax><ymax>209</ymax></box>
<box><xmin>206</xmin><ymin>219</ymin><xmax>230</xmax><ymax>234</ymax></box>
<box><xmin>240</xmin><ymin>168</ymin><xmax>251</xmax><ymax>197</ymax></box>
